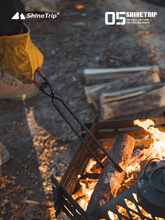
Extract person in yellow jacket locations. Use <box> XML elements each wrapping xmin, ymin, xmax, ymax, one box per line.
<box><xmin>0</xmin><ymin>0</ymin><xmax>44</xmax><ymax>165</ymax></box>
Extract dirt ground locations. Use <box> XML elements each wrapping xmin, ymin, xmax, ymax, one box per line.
<box><xmin>1</xmin><ymin>0</ymin><xmax>165</xmax><ymax>219</ymax></box>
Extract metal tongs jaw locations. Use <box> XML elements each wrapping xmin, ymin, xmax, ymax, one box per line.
<box><xmin>33</xmin><ymin>68</ymin><xmax>123</xmax><ymax>173</ymax></box>
<box><xmin>33</xmin><ymin>68</ymin><xmax>55</xmax><ymax>99</ymax></box>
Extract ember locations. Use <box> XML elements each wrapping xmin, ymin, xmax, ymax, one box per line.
<box><xmin>75</xmin><ymin>4</ymin><xmax>85</xmax><ymax>10</ymax></box>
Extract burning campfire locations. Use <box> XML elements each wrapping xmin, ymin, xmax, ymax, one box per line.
<box><xmin>72</xmin><ymin>118</ymin><xmax>165</xmax><ymax>218</ymax></box>
<box><xmin>52</xmin><ymin>116</ymin><xmax>165</xmax><ymax>219</ymax></box>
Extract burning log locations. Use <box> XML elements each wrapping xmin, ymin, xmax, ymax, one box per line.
<box><xmin>86</xmin><ymin>133</ymin><xmax>135</xmax><ymax>214</ymax></box>
<box><xmin>128</xmin><ymin>149</ymin><xmax>144</xmax><ymax>168</ymax></box>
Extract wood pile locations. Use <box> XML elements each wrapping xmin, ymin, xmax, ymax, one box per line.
<box><xmin>84</xmin><ymin>66</ymin><xmax>165</xmax><ymax>119</ymax></box>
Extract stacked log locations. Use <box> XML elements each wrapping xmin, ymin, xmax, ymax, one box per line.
<box><xmin>84</xmin><ymin>66</ymin><xmax>165</xmax><ymax>119</ymax></box>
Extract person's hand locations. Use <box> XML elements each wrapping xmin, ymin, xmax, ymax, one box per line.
<box><xmin>0</xmin><ymin>24</ymin><xmax>43</xmax><ymax>84</ymax></box>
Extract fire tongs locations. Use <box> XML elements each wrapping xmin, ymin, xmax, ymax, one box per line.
<box><xmin>33</xmin><ymin>68</ymin><xmax>123</xmax><ymax>172</ymax></box>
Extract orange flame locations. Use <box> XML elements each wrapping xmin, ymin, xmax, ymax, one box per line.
<box><xmin>85</xmin><ymin>158</ymin><xmax>97</xmax><ymax>173</ymax></box>
<box><xmin>72</xmin><ymin>158</ymin><xmax>98</xmax><ymax>211</ymax></box>
<box><xmin>134</xmin><ymin>119</ymin><xmax>165</xmax><ymax>159</ymax></box>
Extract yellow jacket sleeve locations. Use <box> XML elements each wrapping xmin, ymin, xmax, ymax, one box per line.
<box><xmin>0</xmin><ymin>24</ymin><xmax>43</xmax><ymax>84</ymax></box>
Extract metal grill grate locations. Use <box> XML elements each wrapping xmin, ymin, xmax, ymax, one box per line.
<box><xmin>90</xmin><ymin>184</ymin><xmax>163</xmax><ymax>220</ymax></box>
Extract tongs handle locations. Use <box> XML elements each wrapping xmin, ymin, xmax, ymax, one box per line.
<box><xmin>32</xmin><ymin>67</ymin><xmax>123</xmax><ymax>172</ymax></box>
<box><xmin>33</xmin><ymin>68</ymin><xmax>46</xmax><ymax>88</ymax></box>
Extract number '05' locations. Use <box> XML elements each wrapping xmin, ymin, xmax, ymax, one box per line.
<box><xmin>105</xmin><ymin>12</ymin><xmax>126</xmax><ymax>25</ymax></box>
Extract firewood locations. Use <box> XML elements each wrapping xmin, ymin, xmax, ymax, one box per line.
<box><xmin>128</xmin><ymin>149</ymin><xmax>144</xmax><ymax>168</ymax></box>
<box><xmin>84</xmin><ymin>68</ymin><xmax>160</xmax><ymax>110</ymax></box>
<box><xmin>100</xmin><ymin>84</ymin><xmax>164</xmax><ymax>105</ymax></box>
<box><xmin>101</xmin><ymin>85</ymin><xmax>165</xmax><ymax>120</ymax></box>
<box><xmin>86</xmin><ymin>134</ymin><xmax>135</xmax><ymax>214</ymax></box>
<box><xmin>84</xmin><ymin>65</ymin><xmax>158</xmax><ymax>85</ymax></box>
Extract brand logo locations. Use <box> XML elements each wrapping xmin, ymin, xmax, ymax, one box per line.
<box><xmin>11</xmin><ymin>12</ymin><xmax>60</xmax><ymax>20</ymax></box>
<box><xmin>27</xmin><ymin>12</ymin><xmax>60</xmax><ymax>19</ymax></box>
<box><xmin>11</xmin><ymin>12</ymin><xmax>25</xmax><ymax>20</ymax></box>
<box><xmin>105</xmin><ymin>12</ymin><xmax>157</xmax><ymax>25</ymax></box>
